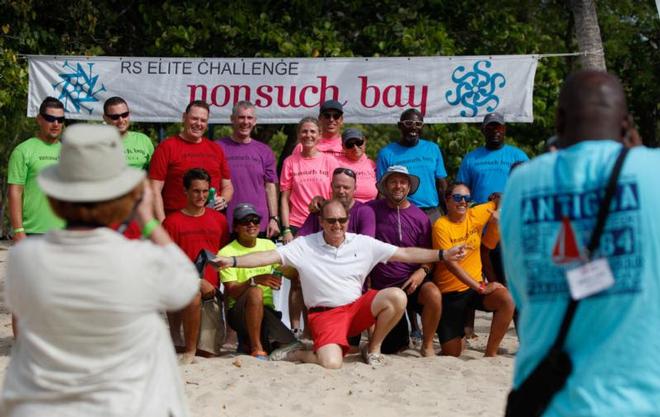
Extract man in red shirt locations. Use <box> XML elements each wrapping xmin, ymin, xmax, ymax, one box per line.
<box><xmin>163</xmin><ymin>168</ymin><xmax>230</xmax><ymax>364</ymax></box>
<box><xmin>150</xmin><ymin>100</ymin><xmax>234</xmax><ymax>221</ymax></box>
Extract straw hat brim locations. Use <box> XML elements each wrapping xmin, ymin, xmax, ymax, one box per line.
<box><xmin>38</xmin><ymin>165</ymin><xmax>146</xmax><ymax>203</ymax></box>
<box><xmin>376</xmin><ymin>171</ymin><xmax>420</xmax><ymax>196</ymax></box>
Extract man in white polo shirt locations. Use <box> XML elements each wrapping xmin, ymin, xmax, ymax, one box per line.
<box><xmin>214</xmin><ymin>199</ymin><xmax>465</xmax><ymax>369</ymax></box>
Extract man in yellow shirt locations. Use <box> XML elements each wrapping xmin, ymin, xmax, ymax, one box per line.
<box><xmin>432</xmin><ymin>183</ymin><xmax>514</xmax><ymax>357</ymax></box>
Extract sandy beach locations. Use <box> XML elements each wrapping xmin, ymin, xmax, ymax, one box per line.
<box><xmin>0</xmin><ymin>240</ymin><xmax>517</xmax><ymax>417</ymax></box>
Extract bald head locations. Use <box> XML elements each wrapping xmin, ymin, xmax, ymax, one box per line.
<box><xmin>556</xmin><ymin>71</ymin><xmax>630</xmax><ymax>148</ymax></box>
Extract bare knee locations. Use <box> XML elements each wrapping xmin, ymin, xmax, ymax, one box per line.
<box><xmin>441</xmin><ymin>339</ymin><xmax>463</xmax><ymax>357</ymax></box>
<box><xmin>246</xmin><ymin>286</ymin><xmax>264</xmax><ymax>306</ymax></box>
<box><xmin>419</xmin><ymin>283</ymin><xmax>442</xmax><ymax>310</ymax></box>
<box><xmin>319</xmin><ymin>355</ymin><xmax>343</xmax><ymax>369</ymax></box>
<box><xmin>381</xmin><ymin>287</ymin><xmax>407</xmax><ymax>310</ymax></box>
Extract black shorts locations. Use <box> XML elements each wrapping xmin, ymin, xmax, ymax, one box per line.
<box><xmin>380</xmin><ymin>282</ymin><xmax>427</xmax><ymax>354</ymax></box>
<box><xmin>437</xmin><ymin>288</ymin><xmax>493</xmax><ymax>344</ymax></box>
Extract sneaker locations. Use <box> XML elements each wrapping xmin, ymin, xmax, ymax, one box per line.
<box><xmin>361</xmin><ymin>344</ymin><xmax>387</xmax><ymax>367</ymax></box>
<box><xmin>292</xmin><ymin>328</ymin><xmax>304</xmax><ymax>340</ymax></box>
<box><xmin>269</xmin><ymin>341</ymin><xmax>304</xmax><ymax>362</ymax></box>
<box><xmin>410</xmin><ymin>329</ymin><xmax>423</xmax><ymax>349</ymax></box>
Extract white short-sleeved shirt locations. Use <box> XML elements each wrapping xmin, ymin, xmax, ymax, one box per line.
<box><xmin>2</xmin><ymin>228</ymin><xmax>199</xmax><ymax>417</ymax></box>
<box><xmin>276</xmin><ymin>232</ymin><xmax>397</xmax><ymax>308</ymax></box>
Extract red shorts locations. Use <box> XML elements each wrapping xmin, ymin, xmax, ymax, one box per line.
<box><xmin>308</xmin><ymin>289</ymin><xmax>378</xmax><ymax>354</ymax></box>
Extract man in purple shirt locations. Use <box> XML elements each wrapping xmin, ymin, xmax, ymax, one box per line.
<box><xmin>216</xmin><ymin>101</ymin><xmax>280</xmax><ymax>237</ymax></box>
<box><xmin>297</xmin><ymin>167</ymin><xmax>375</xmax><ymax>238</ymax></box>
<box><xmin>368</xmin><ymin>165</ymin><xmax>442</xmax><ymax>357</ymax></box>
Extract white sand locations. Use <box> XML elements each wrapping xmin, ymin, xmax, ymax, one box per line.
<box><xmin>0</xmin><ymin>240</ymin><xmax>517</xmax><ymax>417</ymax></box>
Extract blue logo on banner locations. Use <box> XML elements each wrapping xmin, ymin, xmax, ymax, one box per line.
<box><xmin>52</xmin><ymin>61</ymin><xmax>106</xmax><ymax>114</ymax></box>
<box><xmin>445</xmin><ymin>60</ymin><xmax>506</xmax><ymax>117</ymax></box>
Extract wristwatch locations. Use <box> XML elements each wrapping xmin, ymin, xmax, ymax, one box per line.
<box><xmin>269</xmin><ymin>215</ymin><xmax>280</xmax><ymax>223</ymax></box>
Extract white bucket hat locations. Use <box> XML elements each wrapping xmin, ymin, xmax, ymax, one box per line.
<box><xmin>377</xmin><ymin>165</ymin><xmax>420</xmax><ymax>196</ymax></box>
<box><xmin>38</xmin><ymin>124</ymin><xmax>145</xmax><ymax>202</ymax></box>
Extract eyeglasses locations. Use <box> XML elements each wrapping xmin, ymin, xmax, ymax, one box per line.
<box><xmin>450</xmin><ymin>194</ymin><xmax>472</xmax><ymax>203</ymax></box>
<box><xmin>400</xmin><ymin>120</ymin><xmax>423</xmax><ymax>128</ymax></box>
<box><xmin>333</xmin><ymin>167</ymin><xmax>356</xmax><ymax>179</ymax></box>
<box><xmin>344</xmin><ymin>139</ymin><xmax>364</xmax><ymax>149</ymax></box>
<box><xmin>236</xmin><ymin>215</ymin><xmax>261</xmax><ymax>225</ymax></box>
<box><xmin>40</xmin><ymin>113</ymin><xmax>65</xmax><ymax>124</ymax></box>
<box><xmin>321</xmin><ymin>112</ymin><xmax>342</xmax><ymax>120</ymax></box>
<box><xmin>323</xmin><ymin>217</ymin><xmax>348</xmax><ymax>225</ymax></box>
<box><xmin>106</xmin><ymin>111</ymin><xmax>130</xmax><ymax>121</ymax></box>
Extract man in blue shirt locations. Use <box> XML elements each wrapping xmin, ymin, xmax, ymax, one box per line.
<box><xmin>501</xmin><ymin>70</ymin><xmax>660</xmax><ymax>416</ymax></box>
<box><xmin>456</xmin><ymin>112</ymin><xmax>528</xmax><ymax>204</ymax></box>
<box><xmin>376</xmin><ymin>109</ymin><xmax>447</xmax><ymax>223</ymax></box>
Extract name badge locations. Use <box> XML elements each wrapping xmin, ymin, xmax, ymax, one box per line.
<box><xmin>565</xmin><ymin>258</ymin><xmax>615</xmax><ymax>300</ymax></box>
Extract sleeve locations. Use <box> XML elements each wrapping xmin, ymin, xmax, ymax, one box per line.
<box><xmin>471</xmin><ymin>201</ymin><xmax>497</xmax><ymax>229</ymax></box>
<box><xmin>456</xmin><ymin>155</ymin><xmax>469</xmax><ymax>185</ymax></box>
<box><xmin>279</xmin><ymin>157</ymin><xmax>293</xmax><ymax>191</ymax></box>
<box><xmin>275</xmin><ymin>238</ymin><xmax>302</xmax><ymax>268</ymax></box>
<box><xmin>7</xmin><ymin>146</ymin><xmax>27</xmax><ymax>185</ymax></box>
<box><xmin>263</xmin><ymin>146</ymin><xmax>278</xmax><ymax>183</ymax></box>
<box><xmin>365</xmin><ymin>236</ymin><xmax>398</xmax><ymax>268</ymax></box>
<box><xmin>433</xmin><ymin>144</ymin><xmax>448</xmax><ymax>178</ymax></box>
<box><xmin>516</xmin><ymin>147</ymin><xmax>530</xmax><ymax>162</ymax></box>
<box><xmin>376</xmin><ymin>149</ymin><xmax>388</xmax><ymax>180</ymax></box>
<box><xmin>144</xmin><ymin>135</ymin><xmax>155</xmax><ymax>163</ymax></box>
<box><xmin>148</xmin><ymin>141</ymin><xmax>169</xmax><ymax>181</ymax></box>
<box><xmin>355</xmin><ymin>205</ymin><xmax>376</xmax><ymax>237</ymax></box>
<box><xmin>432</xmin><ymin>221</ymin><xmax>454</xmax><ymax>250</ymax></box>
<box><xmin>215</xmin><ymin>144</ymin><xmax>232</xmax><ymax>180</ymax></box>
<box><xmin>152</xmin><ymin>244</ymin><xmax>199</xmax><ymax>310</ymax></box>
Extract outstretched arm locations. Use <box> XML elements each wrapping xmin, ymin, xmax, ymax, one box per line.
<box><xmin>389</xmin><ymin>244</ymin><xmax>466</xmax><ymax>264</ymax></box>
<box><xmin>214</xmin><ymin>250</ymin><xmax>282</xmax><ymax>269</ymax></box>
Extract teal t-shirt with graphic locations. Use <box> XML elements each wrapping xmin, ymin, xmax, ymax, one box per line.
<box><xmin>501</xmin><ymin>140</ymin><xmax>660</xmax><ymax>416</ymax></box>
<box><xmin>7</xmin><ymin>137</ymin><xmax>65</xmax><ymax>233</ymax></box>
<box><xmin>122</xmin><ymin>131</ymin><xmax>154</xmax><ymax>170</ymax></box>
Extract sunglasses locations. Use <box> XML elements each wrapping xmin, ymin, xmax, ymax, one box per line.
<box><xmin>323</xmin><ymin>217</ymin><xmax>348</xmax><ymax>225</ymax></box>
<box><xmin>400</xmin><ymin>120</ymin><xmax>423</xmax><ymax>128</ymax></box>
<box><xmin>344</xmin><ymin>139</ymin><xmax>364</xmax><ymax>149</ymax></box>
<box><xmin>451</xmin><ymin>194</ymin><xmax>472</xmax><ymax>203</ymax></box>
<box><xmin>106</xmin><ymin>111</ymin><xmax>130</xmax><ymax>121</ymax></box>
<box><xmin>236</xmin><ymin>215</ymin><xmax>261</xmax><ymax>225</ymax></box>
<box><xmin>321</xmin><ymin>112</ymin><xmax>342</xmax><ymax>120</ymax></box>
<box><xmin>40</xmin><ymin>113</ymin><xmax>65</xmax><ymax>124</ymax></box>
<box><xmin>333</xmin><ymin>167</ymin><xmax>356</xmax><ymax>179</ymax></box>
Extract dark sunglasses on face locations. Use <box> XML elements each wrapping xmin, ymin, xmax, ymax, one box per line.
<box><xmin>40</xmin><ymin>113</ymin><xmax>65</xmax><ymax>124</ymax></box>
<box><xmin>451</xmin><ymin>194</ymin><xmax>472</xmax><ymax>203</ymax></box>
<box><xmin>323</xmin><ymin>217</ymin><xmax>348</xmax><ymax>225</ymax></box>
<box><xmin>333</xmin><ymin>167</ymin><xmax>356</xmax><ymax>179</ymax></box>
<box><xmin>321</xmin><ymin>112</ymin><xmax>342</xmax><ymax>120</ymax></box>
<box><xmin>106</xmin><ymin>111</ymin><xmax>130</xmax><ymax>121</ymax></box>
<box><xmin>237</xmin><ymin>215</ymin><xmax>261</xmax><ymax>225</ymax></box>
<box><xmin>400</xmin><ymin>120</ymin><xmax>423</xmax><ymax>128</ymax></box>
<box><xmin>344</xmin><ymin>139</ymin><xmax>364</xmax><ymax>149</ymax></box>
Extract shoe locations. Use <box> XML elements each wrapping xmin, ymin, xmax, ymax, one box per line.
<box><xmin>410</xmin><ymin>329</ymin><xmax>422</xmax><ymax>349</ymax></box>
<box><xmin>361</xmin><ymin>344</ymin><xmax>386</xmax><ymax>367</ymax></box>
<box><xmin>292</xmin><ymin>328</ymin><xmax>304</xmax><ymax>340</ymax></box>
<box><xmin>269</xmin><ymin>341</ymin><xmax>304</xmax><ymax>361</ymax></box>
<box><xmin>251</xmin><ymin>350</ymin><xmax>269</xmax><ymax>361</ymax></box>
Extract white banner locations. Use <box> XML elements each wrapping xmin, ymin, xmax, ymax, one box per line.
<box><xmin>28</xmin><ymin>55</ymin><xmax>538</xmax><ymax>124</ymax></box>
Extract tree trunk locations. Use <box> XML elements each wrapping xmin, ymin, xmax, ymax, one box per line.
<box><xmin>570</xmin><ymin>0</ymin><xmax>607</xmax><ymax>71</ymax></box>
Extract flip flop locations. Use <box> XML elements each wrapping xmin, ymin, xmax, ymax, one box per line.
<box><xmin>251</xmin><ymin>350</ymin><xmax>269</xmax><ymax>361</ymax></box>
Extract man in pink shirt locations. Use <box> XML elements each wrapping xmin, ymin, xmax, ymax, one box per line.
<box><xmin>335</xmin><ymin>128</ymin><xmax>378</xmax><ymax>202</ymax></box>
<box><xmin>292</xmin><ymin>100</ymin><xmax>345</xmax><ymax>158</ymax></box>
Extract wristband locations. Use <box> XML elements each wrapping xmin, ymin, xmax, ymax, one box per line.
<box><xmin>232</xmin><ymin>256</ymin><xmax>237</xmax><ymax>268</ymax></box>
<box><xmin>478</xmin><ymin>282</ymin><xmax>487</xmax><ymax>294</ymax></box>
<box><xmin>282</xmin><ymin>227</ymin><xmax>292</xmax><ymax>235</ymax></box>
<box><xmin>269</xmin><ymin>215</ymin><xmax>280</xmax><ymax>223</ymax></box>
<box><xmin>141</xmin><ymin>219</ymin><xmax>160</xmax><ymax>239</ymax></box>
<box><xmin>272</xmin><ymin>269</ymin><xmax>284</xmax><ymax>278</ymax></box>
<box><xmin>437</xmin><ymin>249</ymin><xmax>445</xmax><ymax>261</ymax></box>
<box><xmin>13</xmin><ymin>227</ymin><xmax>25</xmax><ymax>234</ymax></box>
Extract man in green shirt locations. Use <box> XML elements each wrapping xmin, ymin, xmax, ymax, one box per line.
<box><xmin>103</xmin><ymin>96</ymin><xmax>154</xmax><ymax>170</ymax></box>
<box><xmin>8</xmin><ymin>97</ymin><xmax>66</xmax><ymax>241</ymax></box>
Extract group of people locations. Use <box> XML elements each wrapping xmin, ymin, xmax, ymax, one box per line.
<box><xmin>4</xmin><ymin>69</ymin><xmax>659</xmax><ymax>417</ymax></box>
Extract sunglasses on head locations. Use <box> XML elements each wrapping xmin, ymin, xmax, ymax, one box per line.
<box><xmin>333</xmin><ymin>167</ymin><xmax>356</xmax><ymax>179</ymax></box>
<box><xmin>237</xmin><ymin>215</ymin><xmax>261</xmax><ymax>225</ymax></box>
<box><xmin>105</xmin><ymin>111</ymin><xmax>130</xmax><ymax>121</ymax></box>
<box><xmin>400</xmin><ymin>120</ymin><xmax>423</xmax><ymax>128</ymax></box>
<box><xmin>450</xmin><ymin>194</ymin><xmax>472</xmax><ymax>203</ymax></box>
<box><xmin>344</xmin><ymin>139</ymin><xmax>364</xmax><ymax>149</ymax></box>
<box><xmin>323</xmin><ymin>217</ymin><xmax>348</xmax><ymax>225</ymax></box>
<box><xmin>321</xmin><ymin>112</ymin><xmax>342</xmax><ymax>120</ymax></box>
<box><xmin>40</xmin><ymin>113</ymin><xmax>65</xmax><ymax>124</ymax></box>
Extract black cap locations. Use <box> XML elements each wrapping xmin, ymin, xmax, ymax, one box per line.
<box><xmin>482</xmin><ymin>112</ymin><xmax>505</xmax><ymax>128</ymax></box>
<box><xmin>233</xmin><ymin>203</ymin><xmax>260</xmax><ymax>221</ymax></box>
<box><xmin>320</xmin><ymin>99</ymin><xmax>343</xmax><ymax>114</ymax></box>
<box><xmin>341</xmin><ymin>128</ymin><xmax>363</xmax><ymax>144</ymax></box>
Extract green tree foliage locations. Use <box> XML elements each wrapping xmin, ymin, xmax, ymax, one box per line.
<box><xmin>0</xmin><ymin>0</ymin><xmax>658</xmax><ymax>235</ymax></box>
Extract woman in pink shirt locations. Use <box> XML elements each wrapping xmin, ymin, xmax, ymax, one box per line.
<box><xmin>280</xmin><ymin>117</ymin><xmax>338</xmax><ymax>244</ymax></box>
<box><xmin>335</xmin><ymin>128</ymin><xmax>378</xmax><ymax>202</ymax></box>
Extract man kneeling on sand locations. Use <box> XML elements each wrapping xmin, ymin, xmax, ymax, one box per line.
<box><xmin>214</xmin><ymin>199</ymin><xmax>466</xmax><ymax>369</ymax></box>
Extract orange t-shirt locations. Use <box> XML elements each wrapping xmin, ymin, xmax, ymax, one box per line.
<box><xmin>432</xmin><ymin>201</ymin><xmax>496</xmax><ymax>293</ymax></box>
